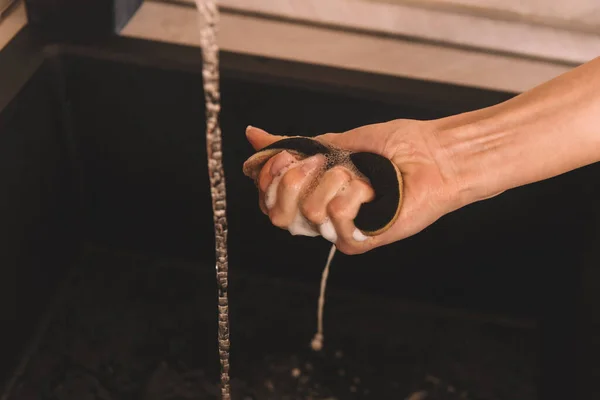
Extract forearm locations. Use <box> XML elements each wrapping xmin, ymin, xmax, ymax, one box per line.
<box><xmin>438</xmin><ymin>56</ymin><xmax>600</xmax><ymax>205</ymax></box>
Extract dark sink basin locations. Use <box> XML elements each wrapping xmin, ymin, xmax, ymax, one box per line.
<box><xmin>1</xmin><ymin>25</ymin><xmax>599</xmax><ymax>400</ymax></box>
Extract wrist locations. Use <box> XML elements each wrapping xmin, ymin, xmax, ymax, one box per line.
<box><xmin>433</xmin><ymin>108</ymin><xmax>514</xmax><ymax>208</ymax></box>
<box><xmin>436</xmin><ymin>99</ymin><xmax>600</xmax><ymax>209</ymax></box>
<box><xmin>431</xmin><ymin>57</ymin><xmax>600</xmax><ymax>211</ymax></box>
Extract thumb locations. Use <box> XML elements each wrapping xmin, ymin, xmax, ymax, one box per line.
<box><xmin>316</xmin><ymin>124</ymin><xmax>388</xmax><ymax>156</ymax></box>
<box><xmin>246</xmin><ymin>126</ymin><xmax>285</xmax><ymax>150</ymax></box>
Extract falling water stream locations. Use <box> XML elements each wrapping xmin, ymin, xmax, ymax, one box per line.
<box><xmin>194</xmin><ymin>2</ymin><xmax>336</xmax><ymax>398</ymax></box>
<box><xmin>194</xmin><ymin>1</ymin><xmax>231</xmax><ymax>399</ymax></box>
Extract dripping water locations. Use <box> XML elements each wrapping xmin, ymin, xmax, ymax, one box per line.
<box><xmin>311</xmin><ymin>244</ymin><xmax>337</xmax><ymax>352</ymax></box>
<box><xmin>194</xmin><ymin>1</ymin><xmax>231</xmax><ymax>399</ymax></box>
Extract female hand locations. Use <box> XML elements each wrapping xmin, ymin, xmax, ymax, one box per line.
<box><xmin>244</xmin><ymin>57</ymin><xmax>600</xmax><ymax>255</ymax></box>
<box><xmin>244</xmin><ymin>121</ymin><xmax>464</xmax><ymax>255</ymax></box>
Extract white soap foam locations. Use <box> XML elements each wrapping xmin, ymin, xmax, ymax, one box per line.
<box><xmin>289</xmin><ymin>211</ymin><xmax>320</xmax><ymax>237</ymax></box>
<box><xmin>264</xmin><ymin>163</ymin><xmax>296</xmax><ymax>210</ymax></box>
<box><xmin>319</xmin><ymin>220</ymin><xmax>338</xmax><ymax>243</ymax></box>
<box><xmin>352</xmin><ymin>228</ymin><xmax>368</xmax><ymax>242</ymax></box>
<box><xmin>265</xmin><ymin>162</ymin><xmax>369</xmax><ymax>244</ymax></box>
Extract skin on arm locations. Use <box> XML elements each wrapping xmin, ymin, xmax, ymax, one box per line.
<box><xmin>245</xmin><ymin>56</ymin><xmax>600</xmax><ymax>255</ymax></box>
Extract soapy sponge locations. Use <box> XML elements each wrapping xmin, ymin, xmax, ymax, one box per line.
<box><xmin>243</xmin><ymin>136</ymin><xmax>403</xmax><ymax>236</ymax></box>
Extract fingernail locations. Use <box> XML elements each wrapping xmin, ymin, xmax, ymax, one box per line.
<box><xmin>353</xmin><ymin>229</ymin><xmax>368</xmax><ymax>242</ymax></box>
<box><xmin>246</xmin><ymin>125</ymin><xmax>253</xmax><ymax>134</ymax></box>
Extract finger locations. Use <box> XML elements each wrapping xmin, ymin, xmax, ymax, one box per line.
<box><xmin>258</xmin><ymin>156</ymin><xmax>278</xmax><ymax>193</ymax></box>
<box><xmin>270</xmin><ymin>151</ymin><xmax>297</xmax><ymax>177</ymax></box>
<box><xmin>257</xmin><ymin>151</ymin><xmax>298</xmax><ymax>193</ymax></box>
<box><xmin>258</xmin><ymin>190</ymin><xmax>268</xmax><ymax>215</ymax></box>
<box><xmin>327</xmin><ymin>179</ymin><xmax>375</xmax><ymax>250</ymax></box>
<box><xmin>246</xmin><ymin>126</ymin><xmax>285</xmax><ymax>150</ymax></box>
<box><xmin>316</xmin><ymin>122</ymin><xmax>392</xmax><ymax>157</ymax></box>
<box><xmin>300</xmin><ymin>167</ymin><xmax>352</xmax><ymax>225</ymax></box>
<box><xmin>268</xmin><ymin>157</ymin><xmax>323</xmax><ymax>228</ymax></box>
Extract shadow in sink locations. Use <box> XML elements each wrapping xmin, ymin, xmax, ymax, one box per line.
<box><xmin>7</xmin><ymin>245</ymin><xmax>536</xmax><ymax>400</ymax></box>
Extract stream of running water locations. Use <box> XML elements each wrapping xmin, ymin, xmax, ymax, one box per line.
<box><xmin>194</xmin><ymin>1</ymin><xmax>231</xmax><ymax>399</ymax></box>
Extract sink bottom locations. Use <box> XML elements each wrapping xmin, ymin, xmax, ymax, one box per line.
<box><xmin>4</xmin><ymin>246</ymin><xmax>537</xmax><ymax>400</ymax></box>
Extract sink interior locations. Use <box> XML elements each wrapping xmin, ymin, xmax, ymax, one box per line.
<box><xmin>5</xmin><ymin>245</ymin><xmax>537</xmax><ymax>400</ymax></box>
<box><xmin>1</xmin><ymin>30</ymin><xmax>598</xmax><ymax>399</ymax></box>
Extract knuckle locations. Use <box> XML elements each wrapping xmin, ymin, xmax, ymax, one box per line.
<box><xmin>300</xmin><ymin>201</ymin><xmax>326</xmax><ymax>224</ymax></box>
<box><xmin>327</xmin><ymin>198</ymin><xmax>352</xmax><ymax>220</ymax></box>
<box><xmin>354</xmin><ymin>180</ymin><xmax>375</xmax><ymax>201</ymax></box>
<box><xmin>280</xmin><ymin>169</ymin><xmax>302</xmax><ymax>189</ymax></box>
<box><xmin>269</xmin><ymin>209</ymin><xmax>288</xmax><ymax>228</ymax></box>
<box><xmin>329</xmin><ymin>166</ymin><xmax>351</xmax><ymax>182</ymax></box>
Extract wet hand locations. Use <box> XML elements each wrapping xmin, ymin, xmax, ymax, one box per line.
<box><xmin>244</xmin><ymin>121</ymin><xmax>463</xmax><ymax>255</ymax></box>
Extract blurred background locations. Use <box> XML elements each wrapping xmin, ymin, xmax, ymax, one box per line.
<box><xmin>1</xmin><ymin>0</ymin><xmax>599</xmax><ymax>93</ymax></box>
<box><xmin>2</xmin><ymin>1</ymin><xmax>600</xmax><ymax>399</ymax></box>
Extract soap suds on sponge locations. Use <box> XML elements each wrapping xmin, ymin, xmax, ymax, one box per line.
<box><xmin>264</xmin><ymin>161</ymin><xmax>367</xmax><ymax>244</ymax></box>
